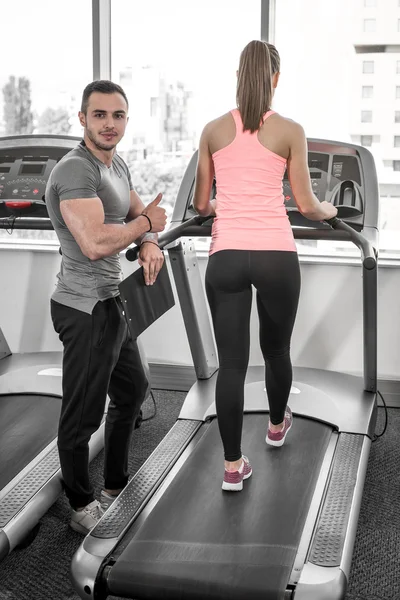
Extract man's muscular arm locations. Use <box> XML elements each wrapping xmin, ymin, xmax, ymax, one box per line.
<box><xmin>60</xmin><ymin>193</ymin><xmax>165</xmax><ymax>261</ymax></box>
<box><xmin>60</xmin><ymin>197</ymin><xmax>151</xmax><ymax>260</ymax></box>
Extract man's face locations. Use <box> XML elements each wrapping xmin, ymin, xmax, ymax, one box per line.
<box><xmin>79</xmin><ymin>91</ymin><xmax>129</xmax><ymax>151</ymax></box>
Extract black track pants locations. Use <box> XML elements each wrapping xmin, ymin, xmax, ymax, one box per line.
<box><xmin>51</xmin><ymin>297</ymin><xmax>148</xmax><ymax>508</ymax></box>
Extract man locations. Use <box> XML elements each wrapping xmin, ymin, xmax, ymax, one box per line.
<box><xmin>46</xmin><ymin>80</ymin><xmax>167</xmax><ymax>534</ymax></box>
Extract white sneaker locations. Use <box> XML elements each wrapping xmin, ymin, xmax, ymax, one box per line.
<box><xmin>70</xmin><ymin>500</ymin><xmax>103</xmax><ymax>535</ymax></box>
<box><xmin>99</xmin><ymin>490</ymin><xmax>119</xmax><ymax>513</ymax></box>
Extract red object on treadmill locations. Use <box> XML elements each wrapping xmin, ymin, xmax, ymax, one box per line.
<box><xmin>5</xmin><ymin>201</ymin><xmax>32</xmax><ymax>209</ymax></box>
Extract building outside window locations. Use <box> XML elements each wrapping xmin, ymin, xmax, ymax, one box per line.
<box><xmin>111</xmin><ymin>0</ymin><xmax>261</xmax><ymax>223</ymax></box>
<box><xmin>393</xmin><ymin>160</ymin><xmax>400</xmax><ymax>171</ymax></box>
<box><xmin>274</xmin><ymin>0</ymin><xmax>400</xmax><ymax>257</ymax></box>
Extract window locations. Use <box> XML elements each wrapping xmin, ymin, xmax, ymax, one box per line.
<box><xmin>362</xmin><ymin>86</ymin><xmax>373</xmax><ymax>98</ymax></box>
<box><xmin>361</xmin><ymin>110</ymin><xmax>372</xmax><ymax>122</ymax></box>
<box><xmin>361</xmin><ymin>135</ymin><xmax>373</xmax><ymax>146</ymax></box>
<box><xmin>1</xmin><ymin>0</ymin><xmax>92</xmax><ymax>242</ymax></box>
<box><xmin>363</xmin><ymin>61</ymin><xmax>374</xmax><ymax>74</ymax></box>
<box><xmin>397</xmin><ymin>61</ymin><xmax>400</xmax><ymax>74</ymax></box>
<box><xmin>1</xmin><ymin>2</ymin><xmax>91</xmax><ymax>138</ymax></box>
<box><xmin>111</xmin><ymin>0</ymin><xmax>261</xmax><ymax>222</ymax></box>
<box><xmin>363</xmin><ymin>19</ymin><xmax>376</xmax><ymax>32</ymax></box>
<box><xmin>396</xmin><ymin>86</ymin><xmax>400</xmax><ymax>99</ymax></box>
<box><xmin>398</xmin><ymin>19</ymin><xmax>400</xmax><ymax>32</ymax></box>
<box><xmin>394</xmin><ymin>136</ymin><xmax>400</xmax><ymax>147</ymax></box>
<box><xmin>274</xmin><ymin>0</ymin><xmax>400</xmax><ymax>256</ymax></box>
<box><xmin>394</xmin><ymin>161</ymin><xmax>400</xmax><ymax>171</ymax></box>
<box><xmin>395</xmin><ymin>111</ymin><xmax>400</xmax><ymax>123</ymax></box>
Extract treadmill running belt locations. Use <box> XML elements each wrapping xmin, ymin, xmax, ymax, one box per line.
<box><xmin>0</xmin><ymin>394</ymin><xmax>61</xmax><ymax>490</ymax></box>
<box><xmin>107</xmin><ymin>414</ymin><xmax>333</xmax><ymax>600</ymax></box>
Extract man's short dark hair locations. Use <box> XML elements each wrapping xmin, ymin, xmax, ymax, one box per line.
<box><xmin>81</xmin><ymin>80</ymin><xmax>129</xmax><ymax>114</ymax></box>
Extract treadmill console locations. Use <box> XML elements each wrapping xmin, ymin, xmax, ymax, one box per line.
<box><xmin>175</xmin><ymin>139</ymin><xmax>379</xmax><ymax>234</ymax></box>
<box><xmin>0</xmin><ymin>136</ymin><xmax>80</xmax><ymax>218</ymax></box>
<box><xmin>283</xmin><ymin>146</ymin><xmax>367</xmax><ymax>229</ymax></box>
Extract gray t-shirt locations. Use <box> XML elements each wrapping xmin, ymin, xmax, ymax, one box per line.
<box><xmin>46</xmin><ymin>142</ymin><xmax>134</xmax><ymax>314</ymax></box>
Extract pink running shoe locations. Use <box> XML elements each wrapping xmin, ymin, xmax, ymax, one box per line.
<box><xmin>222</xmin><ymin>456</ymin><xmax>253</xmax><ymax>491</ymax></box>
<box><xmin>266</xmin><ymin>406</ymin><xmax>293</xmax><ymax>447</ymax></box>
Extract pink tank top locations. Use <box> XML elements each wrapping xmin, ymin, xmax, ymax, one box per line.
<box><xmin>209</xmin><ymin>109</ymin><xmax>296</xmax><ymax>255</ymax></box>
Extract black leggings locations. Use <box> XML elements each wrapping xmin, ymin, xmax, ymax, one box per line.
<box><xmin>205</xmin><ymin>250</ymin><xmax>301</xmax><ymax>462</ymax></box>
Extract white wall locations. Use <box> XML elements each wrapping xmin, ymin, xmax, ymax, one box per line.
<box><xmin>0</xmin><ymin>246</ymin><xmax>399</xmax><ymax>380</ymax></box>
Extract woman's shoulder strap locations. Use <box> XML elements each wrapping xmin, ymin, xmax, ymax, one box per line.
<box><xmin>230</xmin><ymin>108</ymin><xmax>244</xmax><ymax>130</ymax></box>
<box><xmin>263</xmin><ymin>110</ymin><xmax>276</xmax><ymax>122</ymax></box>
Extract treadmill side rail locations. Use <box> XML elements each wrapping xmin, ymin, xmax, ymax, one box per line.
<box><xmin>0</xmin><ymin>327</ymin><xmax>11</xmax><ymax>361</ymax></box>
<box><xmin>71</xmin><ymin>419</ymin><xmax>203</xmax><ymax>600</ymax></box>
<box><xmin>293</xmin><ymin>435</ymin><xmax>371</xmax><ymax>600</ymax></box>
<box><xmin>294</xmin><ymin>564</ymin><xmax>347</xmax><ymax>600</ymax></box>
<box><xmin>71</xmin><ymin>540</ymin><xmax>116</xmax><ymax>600</ymax></box>
<box><xmin>0</xmin><ymin>416</ymin><xmax>105</xmax><ymax>557</ymax></box>
<box><xmin>308</xmin><ymin>434</ymin><xmax>364</xmax><ymax>567</ymax></box>
<box><xmin>0</xmin><ymin>530</ymin><xmax>10</xmax><ymax>563</ymax></box>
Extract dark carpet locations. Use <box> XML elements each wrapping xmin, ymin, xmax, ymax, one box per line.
<box><xmin>0</xmin><ymin>399</ymin><xmax>398</xmax><ymax>600</ymax></box>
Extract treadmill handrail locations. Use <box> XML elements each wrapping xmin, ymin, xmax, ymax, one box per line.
<box><xmin>324</xmin><ymin>217</ymin><xmax>376</xmax><ymax>270</ymax></box>
<box><xmin>125</xmin><ymin>215</ymin><xmax>209</xmax><ymax>262</ymax></box>
<box><xmin>0</xmin><ymin>217</ymin><xmax>54</xmax><ymax>231</ymax></box>
<box><xmin>126</xmin><ymin>215</ymin><xmax>377</xmax><ymax>270</ymax></box>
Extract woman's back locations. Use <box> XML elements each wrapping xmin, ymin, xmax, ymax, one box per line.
<box><xmin>208</xmin><ymin>109</ymin><xmax>296</xmax><ymax>255</ymax></box>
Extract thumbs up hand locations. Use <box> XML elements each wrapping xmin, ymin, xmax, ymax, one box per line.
<box><xmin>141</xmin><ymin>193</ymin><xmax>167</xmax><ymax>233</ymax></box>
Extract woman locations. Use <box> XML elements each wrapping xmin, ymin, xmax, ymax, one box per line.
<box><xmin>193</xmin><ymin>40</ymin><xmax>337</xmax><ymax>491</ymax></box>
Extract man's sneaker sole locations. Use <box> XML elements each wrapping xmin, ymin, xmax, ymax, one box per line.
<box><xmin>100</xmin><ymin>490</ymin><xmax>119</xmax><ymax>514</ymax></box>
<box><xmin>266</xmin><ymin>419</ymin><xmax>293</xmax><ymax>447</ymax></box>
<box><xmin>69</xmin><ymin>499</ymin><xmax>102</xmax><ymax>535</ymax></box>
<box><xmin>69</xmin><ymin>519</ymin><xmax>94</xmax><ymax>535</ymax></box>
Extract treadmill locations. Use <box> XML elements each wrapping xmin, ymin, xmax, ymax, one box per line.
<box><xmin>0</xmin><ymin>136</ymin><xmax>148</xmax><ymax>562</ymax></box>
<box><xmin>71</xmin><ymin>139</ymin><xmax>378</xmax><ymax>600</ymax></box>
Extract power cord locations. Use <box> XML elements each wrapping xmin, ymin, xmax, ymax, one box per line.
<box><xmin>372</xmin><ymin>390</ymin><xmax>388</xmax><ymax>441</ymax></box>
<box><xmin>142</xmin><ymin>390</ymin><xmax>157</xmax><ymax>422</ymax></box>
<box><xmin>0</xmin><ymin>216</ymin><xmax>16</xmax><ymax>234</ymax></box>
<box><xmin>135</xmin><ymin>390</ymin><xmax>157</xmax><ymax>429</ymax></box>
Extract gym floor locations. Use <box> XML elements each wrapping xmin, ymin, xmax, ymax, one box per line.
<box><xmin>0</xmin><ymin>391</ymin><xmax>398</xmax><ymax>600</ymax></box>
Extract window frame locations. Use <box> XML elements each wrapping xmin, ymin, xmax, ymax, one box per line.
<box><xmin>361</xmin><ymin>110</ymin><xmax>373</xmax><ymax>122</ymax></box>
<box><xmin>362</xmin><ymin>85</ymin><xmax>373</xmax><ymax>98</ymax></box>
<box><xmin>361</xmin><ymin>135</ymin><xmax>373</xmax><ymax>146</ymax></box>
<box><xmin>362</xmin><ymin>60</ymin><xmax>374</xmax><ymax>74</ymax></box>
<box><xmin>363</xmin><ymin>18</ymin><xmax>377</xmax><ymax>32</ymax></box>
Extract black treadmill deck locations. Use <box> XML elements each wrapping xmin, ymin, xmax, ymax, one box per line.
<box><xmin>106</xmin><ymin>414</ymin><xmax>333</xmax><ymax>600</ymax></box>
<box><xmin>0</xmin><ymin>394</ymin><xmax>61</xmax><ymax>490</ymax></box>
